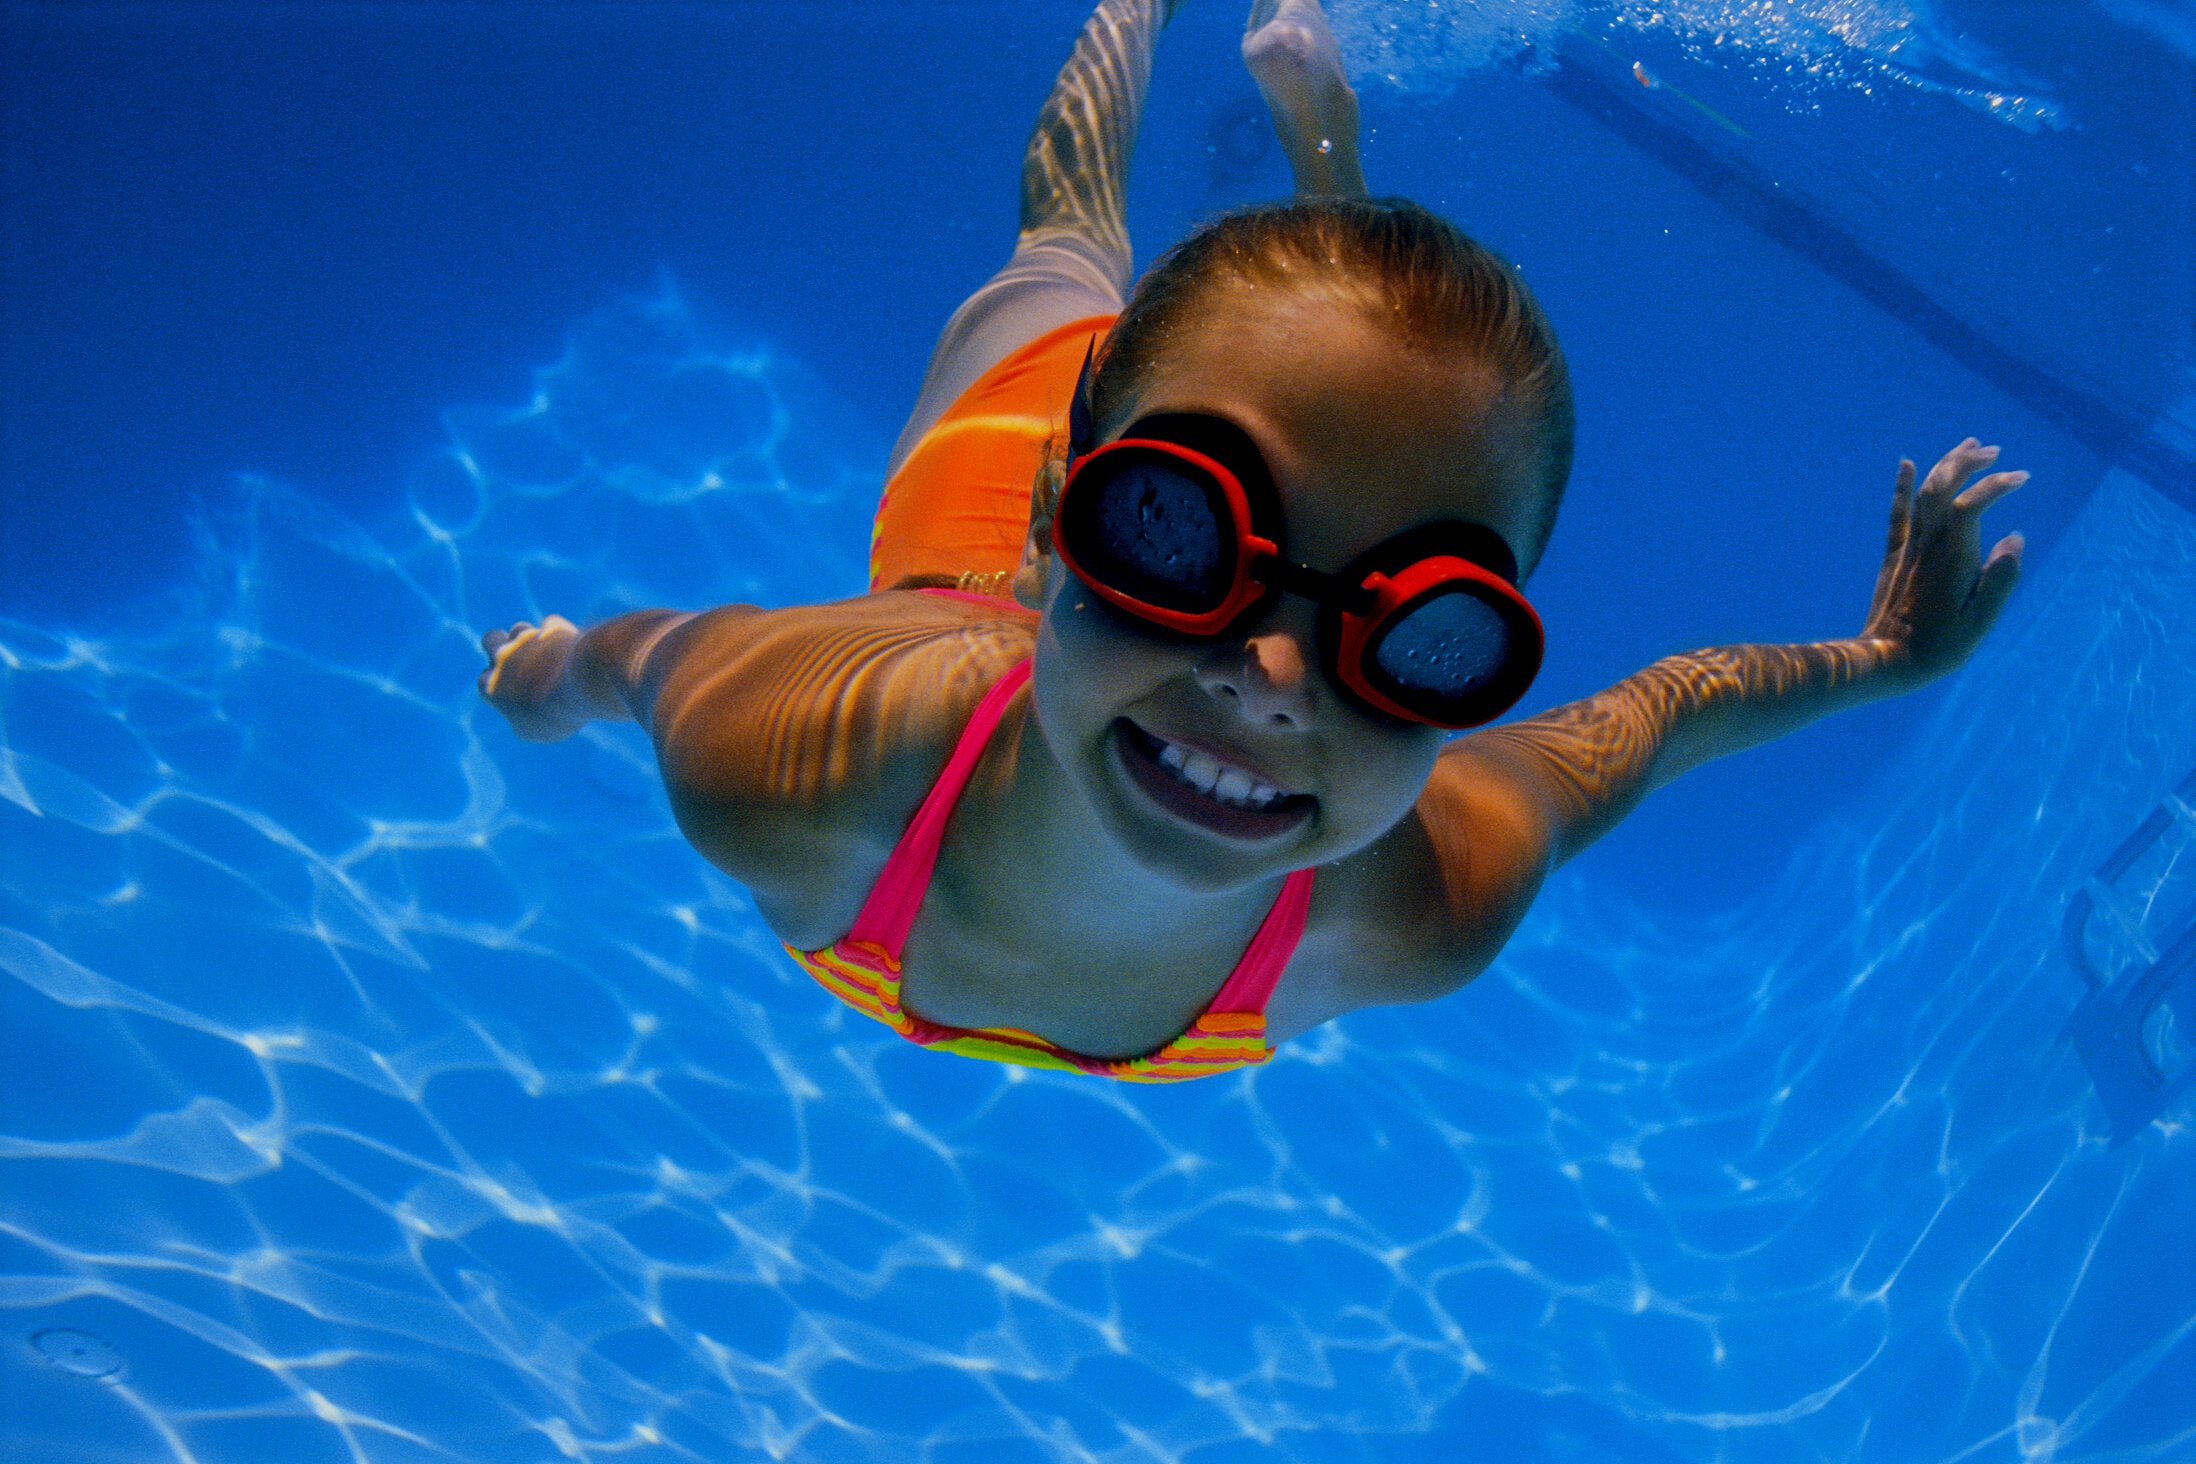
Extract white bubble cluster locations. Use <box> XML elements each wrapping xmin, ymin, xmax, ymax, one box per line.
<box><xmin>1326</xmin><ymin>0</ymin><xmax>2064</xmax><ymax>129</ymax></box>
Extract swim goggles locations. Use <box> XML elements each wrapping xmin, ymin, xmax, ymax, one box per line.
<box><xmin>1050</xmin><ymin>346</ymin><xmax>1544</xmax><ymax>730</ymax></box>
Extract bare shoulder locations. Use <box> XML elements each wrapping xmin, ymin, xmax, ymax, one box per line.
<box><xmin>648</xmin><ymin>592</ymin><xmax>1035</xmax><ymax>936</ymax></box>
<box><xmin>1265</xmin><ymin>742</ymin><xmax>1554</xmax><ymax>1042</ymax></box>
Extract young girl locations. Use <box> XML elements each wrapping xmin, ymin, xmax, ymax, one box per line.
<box><xmin>478</xmin><ymin>0</ymin><xmax>2025</xmax><ymax>1081</ymax></box>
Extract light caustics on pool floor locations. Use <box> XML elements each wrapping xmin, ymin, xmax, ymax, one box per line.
<box><xmin>1</xmin><ymin>291</ymin><xmax>2191</xmax><ymax>1464</ymax></box>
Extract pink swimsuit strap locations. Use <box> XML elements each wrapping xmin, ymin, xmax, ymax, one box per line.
<box><xmin>842</xmin><ymin>645</ymin><xmax>1311</xmax><ymax>1018</ymax></box>
<box><xmin>843</xmin><ymin>655</ymin><xmax>1033</xmax><ymax>956</ymax></box>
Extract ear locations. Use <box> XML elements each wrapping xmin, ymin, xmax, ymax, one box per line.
<box><xmin>1012</xmin><ymin>456</ymin><xmax>1068</xmax><ymax>611</ymax></box>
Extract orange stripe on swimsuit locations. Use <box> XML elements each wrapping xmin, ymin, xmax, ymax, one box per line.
<box><xmin>867</xmin><ymin>313</ymin><xmax>1119</xmax><ymax>593</ymax></box>
<box><xmin>782</xmin><ymin>651</ymin><xmax>1315</xmax><ymax>1081</ymax></box>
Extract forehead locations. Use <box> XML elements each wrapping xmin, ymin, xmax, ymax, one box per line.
<box><xmin>1110</xmin><ymin>284</ymin><xmax>1543</xmax><ymax>562</ymax></box>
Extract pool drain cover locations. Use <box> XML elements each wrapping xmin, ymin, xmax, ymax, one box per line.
<box><xmin>29</xmin><ymin>1327</ymin><xmax>127</xmax><ymax>1383</ymax></box>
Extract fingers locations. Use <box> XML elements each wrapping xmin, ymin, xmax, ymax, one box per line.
<box><xmin>479</xmin><ymin>618</ymin><xmax>574</xmax><ymax>662</ymax></box>
<box><xmin>1916</xmin><ymin>438</ymin><xmax>1995</xmax><ymax>520</ymax></box>
<box><xmin>1954</xmin><ymin>468</ymin><xmax>2028</xmax><ymax>514</ymax></box>
<box><xmin>481</xmin><ymin>622</ymin><xmax>531</xmax><ymax>659</ymax></box>
<box><xmin>477</xmin><ymin>615</ymin><xmax>579</xmax><ymax>704</ymax></box>
<box><xmin>1864</xmin><ymin>459</ymin><xmax>1917</xmax><ymax>630</ymax></box>
<box><xmin>1885</xmin><ymin>458</ymin><xmax>1915</xmax><ymax>555</ymax></box>
<box><xmin>478</xmin><ymin>621</ymin><xmax>543</xmax><ymax>699</ymax></box>
<box><xmin>1910</xmin><ymin>439</ymin><xmax>2027</xmax><ymax>544</ymax></box>
<box><xmin>1966</xmin><ymin>531</ymin><xmax>2024</xmax><ymax>634</ymax></box>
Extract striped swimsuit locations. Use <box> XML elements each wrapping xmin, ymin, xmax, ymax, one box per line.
<box><xmin>781</xmin><ymin>655</ymin><xmax>1316</xmax><ymax>1082</ymax></box>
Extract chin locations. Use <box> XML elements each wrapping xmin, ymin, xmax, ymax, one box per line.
<box><xmin>1101</xmin><ymin>804</ymin><xmax>1312</xmax><ymax>892</ymax></box>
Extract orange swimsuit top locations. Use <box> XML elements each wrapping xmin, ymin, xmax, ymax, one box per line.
<box><xmin>781</xmin><ymin>636</ymin><xmax>1315</xmax><ymax>1083</ymax></box>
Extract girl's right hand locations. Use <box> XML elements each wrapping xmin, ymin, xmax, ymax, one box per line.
<box><xmin>478</xmin><ymin>615</ymin><xmax>586</xmax><ymax>741</ymax></box>
<box><xmin>1859</xmin><ymin>438</ymin><xmax>2025</xmax><ymax>693</ymax></box>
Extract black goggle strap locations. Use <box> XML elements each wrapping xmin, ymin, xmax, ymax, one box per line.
<box><xmin>1067</xmin><ymin>338</ymin><xmax>1097</xmax><ymax>463</ymax></box>
<box><xmin>1341</xmin><ymin>520</ymin><xmax>1523</xmax><ymax>590</ymax></box>
<box><xmin>1443</xmin><ymin>521</ymin><xmax>1521</xmax><ymax>587</ymax></box>
<box><xmin>1259</xmin><ymin>520</ymin><xmax>1525</xmax><ymax>622</ymax></box>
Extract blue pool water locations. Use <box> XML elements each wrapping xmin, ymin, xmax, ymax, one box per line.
<box><xmin>3</xmin><ymin>3</ymin><xmax>2192</xmax><ymax>1459</ymax></box>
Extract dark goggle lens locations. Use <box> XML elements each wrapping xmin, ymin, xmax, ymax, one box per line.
<box><xmin>1073</xmin><ymin>458</ymin><xmax>1230</xmax><ymax>611</ymax></box>
<box><xmin>1368</xmin><ymin>588</ymin><xmax>1514</xmax><ymax>706</ymax></box>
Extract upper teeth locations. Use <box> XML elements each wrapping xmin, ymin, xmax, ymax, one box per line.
<box><xmin>1155</xmin><ymin>739</ymin><xmax>1285</xmax><ymax>810</ymax></box>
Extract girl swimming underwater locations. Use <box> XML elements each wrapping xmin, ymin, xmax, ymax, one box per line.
<box><xmin>478</xmin><ymin>0</ymin><xmax>2026</xmax><ymax>1081</ymax></box>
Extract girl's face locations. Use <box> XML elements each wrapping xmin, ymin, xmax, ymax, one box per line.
<box><xmin>1017</xmin><ymin>283</ymin><xmax>1550</xmax><ymax>892</ymax></box>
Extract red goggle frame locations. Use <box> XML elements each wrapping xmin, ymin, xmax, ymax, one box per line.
<box><xmin>1050</xmin><ymin>426</ymin><xmax>1543</xmax><ymax>729</ymax></box>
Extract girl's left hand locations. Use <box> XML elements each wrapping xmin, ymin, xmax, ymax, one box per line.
<box><xmin>478</xmin><ymin>615</ymin><xmax>585</xmax><ymax>741</ymax></box>
<box><xmin>1860</xmin><ymin>438</ymin><xmax>2026</xmax><ymax>691</ymax></box>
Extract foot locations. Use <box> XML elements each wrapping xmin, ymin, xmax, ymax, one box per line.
<box><xmin>1242</xmin><ymin>0</ymin><xmax>1367</xmax><ymax>197</ymax></box>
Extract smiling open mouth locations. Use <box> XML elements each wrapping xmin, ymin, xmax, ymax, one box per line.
<box><xmin>1113</xmin><ymin>719</ymin><xmax>1317</xmax><ymax>841</ymax></box>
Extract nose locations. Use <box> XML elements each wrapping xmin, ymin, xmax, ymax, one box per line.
<box><xmin>1194</xmin><ymin>621</ymin><xmax>1316</xmax><ymax>730</ymax></box>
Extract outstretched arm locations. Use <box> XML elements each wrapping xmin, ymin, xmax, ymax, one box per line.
<box><xmin>1429</xmin><ymin>439</ymin><xmax>2027</xmax><ymax>885</ymax></box>
<box><xmin>476</xmin><ymin>597</ymin><xmax>1031</xmax><ymax>917</ymax></box>
<box><xmin>1461</xmin><ymin>635</ymin><xmax>1896</xmax><ymax>868</ymax></box>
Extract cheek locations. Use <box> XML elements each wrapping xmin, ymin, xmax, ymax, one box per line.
<box><xmin>1059</xmin><ymin>567</ymin><xmax>1202</xmax><ymax>664</ymax></box>
<box><xmin>1329</xmin><ymin>730</ymin><xmax>1442</xmax><ymax>836</ymax></box>
<box><xmin>1031</xmin><ymin>586</ymin><xmax>1190</xmax><ymax>731</ymax></box>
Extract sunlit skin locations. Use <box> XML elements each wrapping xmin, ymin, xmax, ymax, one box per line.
<box><xmin>477</xmin><ymin>0</ymin><xmax>2027</xmax><ymax>1062</ymax></box>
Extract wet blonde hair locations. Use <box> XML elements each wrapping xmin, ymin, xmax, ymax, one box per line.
<box><xmin>1074</xmin><ymin>197</ymin><xmax>1574</xmax><ymax>577</ymax></box>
